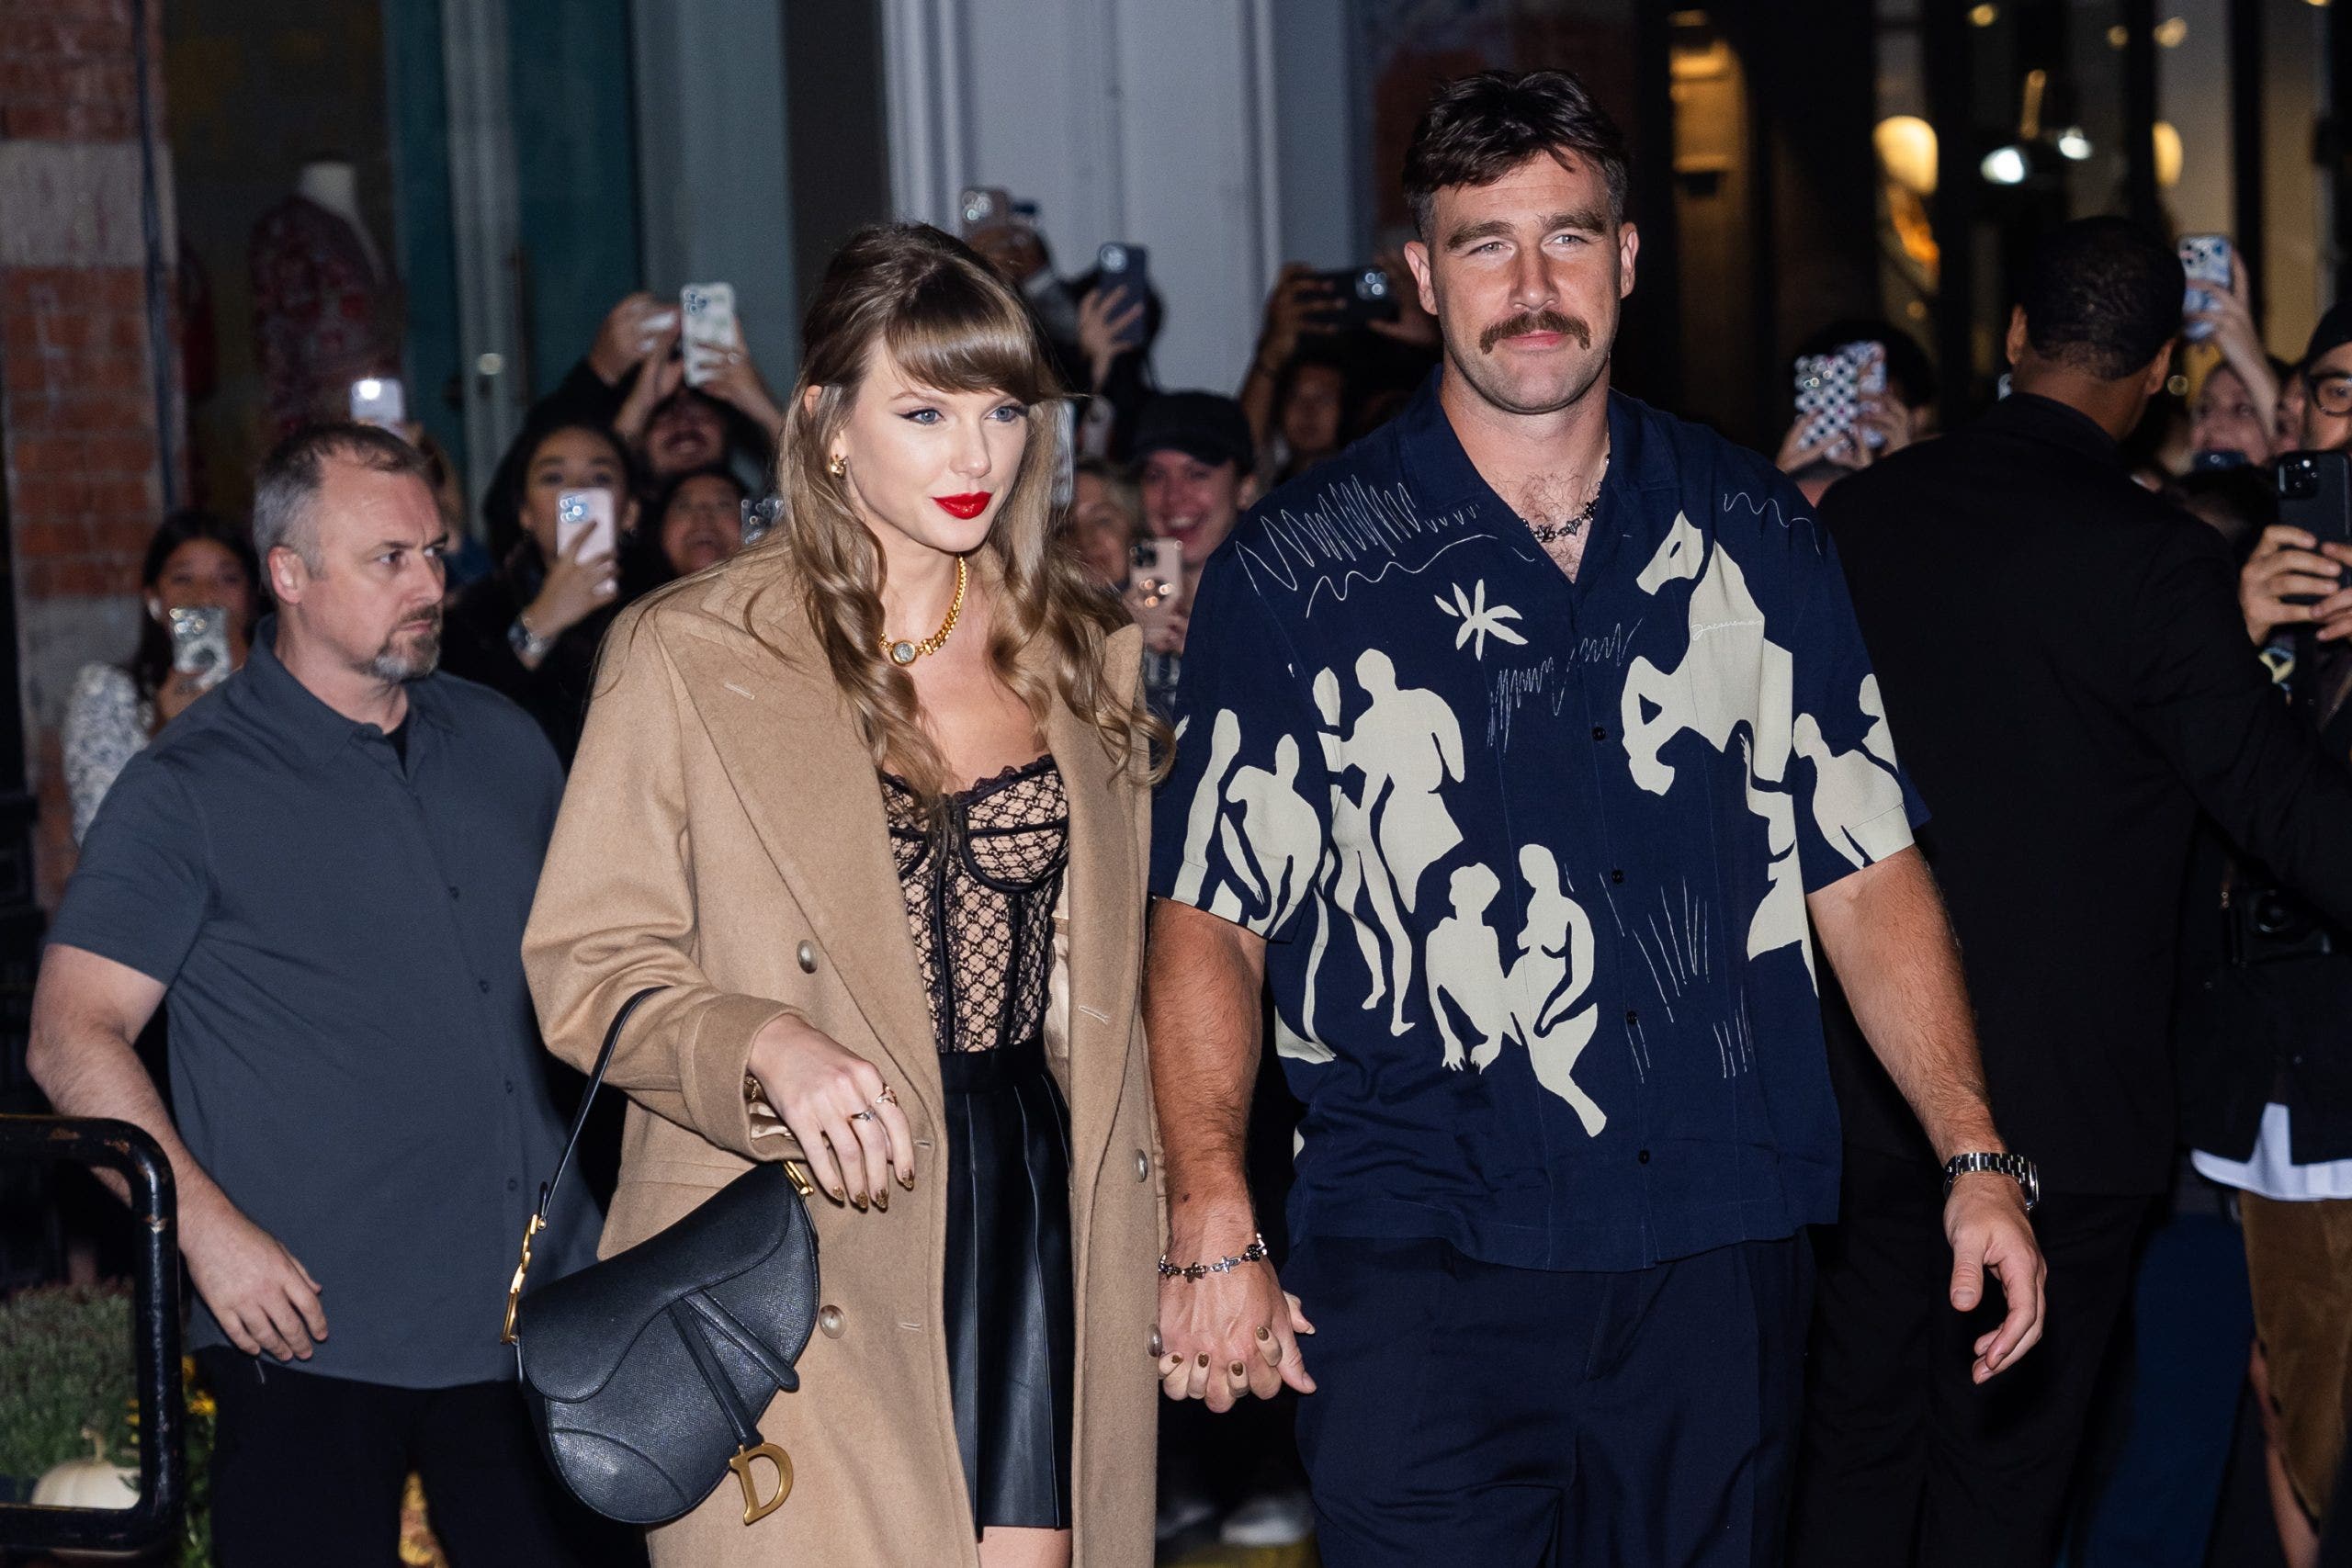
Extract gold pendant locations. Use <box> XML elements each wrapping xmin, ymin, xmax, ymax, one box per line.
<box><xmin>888</xmin><ymin>640</ymin><xmax>918</xmax><ymax>666</ymax></box>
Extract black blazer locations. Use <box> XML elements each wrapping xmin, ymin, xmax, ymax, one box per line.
<box><xmin>1817</xmin><ymin>393</ymin><xmax>2352</xmax><ymax>1195</ymax></box>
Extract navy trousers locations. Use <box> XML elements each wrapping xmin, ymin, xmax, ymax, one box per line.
<box><xmin>1287</xmin><ymin>1232</ymin><xmax>1813</xmax><ymax>1567</ymax></box>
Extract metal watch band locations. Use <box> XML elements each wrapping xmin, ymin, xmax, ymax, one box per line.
<box><xmin>508</xmin><ymin>613</ymin><xmax>555</xmax><ymax>662</ymax></box>
<box><xmin>1942</xmin><ymin>1150</ymin><xmax>2040</xmax><ymax>1213</ymax></box>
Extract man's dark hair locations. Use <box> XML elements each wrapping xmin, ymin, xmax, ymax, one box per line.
<box><xmin>252</xmin><ymin>422</ymin><xmax>434</xmax><ymax>570</ymax></box>
<box><xmin>1402</xmin><ymin>69</ymin><xmax>1630</xmax><ymax>239</ymax></box>
<box><xmin>2018</xmin><ymin>218</ymin><xmax>2185</xmax><ymax>379</ymax></box>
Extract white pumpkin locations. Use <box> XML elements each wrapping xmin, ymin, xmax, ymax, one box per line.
<box><xmin>31</xmin><ymin>1430</ymin><xmax>152</xmax><ymax>1562</ymax></box>
<box><xmin>32</xmin><ymin>1431</ymin><xmax>137</xmax><ymax>1510</ymax></box>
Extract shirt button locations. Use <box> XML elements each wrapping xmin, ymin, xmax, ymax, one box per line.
<box><xmin>1591</xmin><ymin>725</ymin><xmax>1609</xmax><ymax>741</ymax></box>
<box><xmin>797</xmin><ymin>942</ymin><xmax>818</xmax><ymax>975</ymax></box>
<box><xmin>506</xmin><ymin>1179</ymin><xmax>519</xmax><ymax>1191</ymax></box>
<box><xmin>504</xmin><ymin>1079</ymin><xmax>515</xmax><ymax>1095</ymax></box>
<box><xmin>1637</xmin><ymin>1149</ymin><xmax>1651</xmax><ymax>1165</ymax></box>
<box><xmin>1624</xmin><ymin>1009</ymin><xmax>1640</xmax><ymax>1025</ymax></box>
<box><xmin>818</xmin><ymin>1304</ymin><xmax>845</xmax><ymax>1338</ymax></box>
<box><xmin>478</xmin><ymin>979</ymin><xmax>492</xmax><ymax>994</ymax></box>
<box><xmin>1610</xmin><ymin>869</ymin><xmax>1625</xmax><ymax>886</ymax></box>
<box><xmin>447</xmin><ymin>886</ymin><xmax>460</xmax><ymax>901</ymax></box>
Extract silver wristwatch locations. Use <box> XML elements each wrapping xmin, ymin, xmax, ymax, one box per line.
<box><xmin>1943</xmin><ymin>1151</ymin><xmax>2039</xmax><ymax>1213</ymax></box>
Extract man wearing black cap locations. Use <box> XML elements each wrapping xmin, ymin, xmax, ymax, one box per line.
<box><xmin>1793</xmin><ymin>219</ymin><xmax>2352</xmax><ymax>1565</ymax></box>
<box><xmin>1131</xmin><ymin>390</ymin><xmax>1259</xmax><ymax>711</ymax></box>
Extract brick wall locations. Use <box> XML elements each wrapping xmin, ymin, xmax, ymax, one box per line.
<box><xmin>0</xmin><ymin>0</ymin><xmax>172</xmax><ymax>906</ymax></box>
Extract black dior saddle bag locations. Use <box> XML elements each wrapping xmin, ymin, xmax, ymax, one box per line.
<box><xmin>502</xmin><ymin>986</ymin><xmax>820</xmax><ymax>1527</ymax></box>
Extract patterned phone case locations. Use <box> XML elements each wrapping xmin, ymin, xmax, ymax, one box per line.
<box><xmin>1794</xmin><ymin>342</ymin><xmax>1888</xmax><ymax>452</ymax></box>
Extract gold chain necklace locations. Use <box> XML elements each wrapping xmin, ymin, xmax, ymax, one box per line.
<box><xmin>880</xmin><ymin>555</ymin><xmax>967</xmax><ymax>666</ymax></box>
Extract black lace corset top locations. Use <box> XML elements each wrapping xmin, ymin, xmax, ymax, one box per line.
<box><xmin>881</xmin><ymin>755</ymin><xmax>1069</xmax><ymax>1054</ymax></box>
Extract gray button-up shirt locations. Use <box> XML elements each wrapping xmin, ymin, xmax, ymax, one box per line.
<box><xmin>49</xmin><ymin>622</ymin><xmax>598</xmax><ymax>1387</ymax></box>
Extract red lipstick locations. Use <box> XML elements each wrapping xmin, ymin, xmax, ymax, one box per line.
<box><xmin>933</xmin><ymin>492</ymin><xmax>991</xmax><ymax>520</ymax></box>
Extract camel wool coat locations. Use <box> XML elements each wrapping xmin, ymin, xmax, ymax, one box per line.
<box><xmin>521</xmin><ymin>558</ymin><xmax>1161</xmax><ymax>1566</ymax></box>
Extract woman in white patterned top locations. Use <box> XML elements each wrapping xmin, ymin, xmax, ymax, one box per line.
<box><xmin>62</xmin><ymin>510</ymin><xmax>261</xmax><ymax>842</ymax></box>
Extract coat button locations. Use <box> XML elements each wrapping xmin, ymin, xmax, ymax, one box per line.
<box><xmin>818</xmin><ymin>1304</ymin><xmax>844</xmax><ymax>1338</ymax></box>
<box><xmin>797</xmin><ymin>942</ymin><xmax>818</xmax><ymax>974</ymax></box>
<box><xmin>1135</xmin><ymin>1150</ymin><xmax>1149</xmax><ymax>1181</ymax></box>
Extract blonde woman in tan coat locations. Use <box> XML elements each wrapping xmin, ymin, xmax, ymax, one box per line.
<box><xmin>523</xmin><ymin>224</ymin><xmax>1167</xmax><ymax>1568</ymax></box>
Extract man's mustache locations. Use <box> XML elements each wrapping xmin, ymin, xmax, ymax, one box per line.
<box><xmin>1480</xmin><ymin>309</ymin><xmax>1592</xmax><ymax>355</ymax></box>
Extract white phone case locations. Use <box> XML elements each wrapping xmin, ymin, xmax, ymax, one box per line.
<box><xmin>680</xmin><ymin>283</ymin><xmax>739</xmax><ymax>389</ymax></box>
<box><xmin>556</xmin><ymin>490</ymin><xmax>617</xmax><ymax>565</ymax></box>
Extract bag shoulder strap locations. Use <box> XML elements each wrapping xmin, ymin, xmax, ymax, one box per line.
<box><xmin>537</xmin><ymin>986</ymin><xmax>666</xmax><ymax>1222</ymax></box>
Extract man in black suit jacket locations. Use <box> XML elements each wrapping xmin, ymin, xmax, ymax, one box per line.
<box><xmin>1789</xmin><ymin>219</ymin><xmax>2352</xmax><ymax>1566</ymax></box>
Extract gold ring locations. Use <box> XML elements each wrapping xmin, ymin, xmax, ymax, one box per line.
<box><xmin>875</xmin><ymin>1086</ymin><xmax>899</xmax><ymax>1107</ymax></box>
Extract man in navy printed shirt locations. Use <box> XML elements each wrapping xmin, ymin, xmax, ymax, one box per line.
<box><xmin>1144</xmin><ymin>70</ymin><xmax>2048</xmax><ymax>1564</ymax></box>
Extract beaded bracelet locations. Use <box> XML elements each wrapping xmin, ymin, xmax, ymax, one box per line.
<box><xmin>1158</xmin><ymin>1233</ymin><xmax>1270</xmax><ymax>1281</ymax></box>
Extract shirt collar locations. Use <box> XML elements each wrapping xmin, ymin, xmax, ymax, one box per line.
<box><xmin>1394</xmin><ymin>367</ymin><xmax>1677</xmax><ymax>518</ymax></box>
<box><xmin>242</xmin><ymin>615</ymin><xmax>454</xmax><ymax>765</ymax></box>
<box><xmin>1983</xmin><ymin>391</ymin><xmax>2123</xmax><ymax>468</ymax></box>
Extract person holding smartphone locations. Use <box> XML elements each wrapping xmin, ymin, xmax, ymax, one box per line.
<box><xmin>439</xmin><ymin>419</ymin><xmax>639</xmax><ymax>768</ymax></box>
<box><xmin>63</xmin><ymin>509</ymin><xmax>263</xmax><ymax>844</ymax></box>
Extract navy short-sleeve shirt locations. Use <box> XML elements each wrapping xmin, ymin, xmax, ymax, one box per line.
<box><xmin>1150</xmin><ymin>375</ymin><xmax>1927</xmax><ymax>1271</ymax></box>
<box><xmin>47</xmin><ymin>626</ymin><xmax>600</xmax><ymax>1386</ymax></box>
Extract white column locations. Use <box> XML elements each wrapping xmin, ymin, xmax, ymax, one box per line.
<box><xmin>878</xmin><ymin>0</ymin><xmax>1310</xmax><ymax>395</ymax></box>
<box><xmin>440</xmin><ymin>0</ymin><xmax>526</xmax><ymax>509</ymax></box>
<box><xmin>630</xmin><ymin>0</ymin><xmax>798</xmax><ymax>382</ymax></box>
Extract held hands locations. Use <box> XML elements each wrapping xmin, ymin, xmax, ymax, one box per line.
<box><xmin>1155</xmin><ymin>1202</ymin><xmax>1315</xmax><ymax>1411</ymax></box>
<box><xmin>1942</xmin><ymin>1170</ymin><xmax>2045</xmax><ymax>1384</ymax></box>
<box><xmin>2239</xmin><ymin>524</ymin><xmax>2352</xmax><ymax>645</ymax></box>
<box><xmin>182</xmin><ymin>1195</ymin><xmax>328</xmax><ymax>1362</ymax></box>
<box><xmin>747</xmin><ymin>1013</ymin><xmax>915</xmax><ymax>1210</ymax></box>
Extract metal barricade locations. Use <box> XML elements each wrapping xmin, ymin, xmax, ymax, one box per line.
<box><xmin>0</xmin><ymin>1115</ymin><xmax>184</xmax><ymax>1555</ymax></box>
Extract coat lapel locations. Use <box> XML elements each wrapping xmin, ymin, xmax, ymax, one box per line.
<box><xmin>659</xmin><ymin>587</ymin><xmax>946</xmax><ymax>1128</ymax></box>
<box><xmin>1046</xmin><ymin>626</ymin><xmax>1145</xmax><ymax>1202</ymax></box>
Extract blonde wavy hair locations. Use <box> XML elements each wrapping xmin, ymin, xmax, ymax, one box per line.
<box><xmin>744</xmin><ymin>222</ymin><xmax>1168</xmax><ymax>799</ymax></box>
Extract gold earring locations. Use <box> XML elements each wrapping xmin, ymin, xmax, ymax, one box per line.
<box><xmin>827</xmin><ymin>454</ymin><xmax>847</xmax><ymax>479</ymax></box>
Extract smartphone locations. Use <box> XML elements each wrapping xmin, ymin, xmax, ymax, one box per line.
<box><xmin>1793</xmin><ymin>341</ymin><xmax>1889</xmax><ymax>452</ymax></box>
<box><xmin>1310</xmin><ymin>265</ymin><xmax>1402</xmax><ymax>329</ymax></box>
<box><xmin>2275</xmin><ymin>449</ymin><xmax>2352</xmax><ymax>604</ymax></box>
<box><xmin>556</xmin><ymin>489</ymin><xmax>617</xmax><ymax>565</ymax></box>
<box><xmin>1125</xmin><ymin>538</ymin><xmax>1183</xmax><ymax>638</ymax></box>
<box><xmin>1095</xmin><ymin>243</ymin><xmax>1150</xmax><ymax>352</ymax></box>
<box><xmin>679</xmin><ymin>282</ymin><xmax>738</xmax><ymax>389</ymax></box>
<box><xmin>348</xmin><ymin>376</ymin><xmax>405</xmax><ymax>431</ymax></box>
<box><xmin>959</xmin><ymin>186</ymin><xmax>1012</xmax><ymax>237</ymax></box>
<box><xmin>2181</xmin><ymin>234</ymin><xmax>2233</xmax><ymax>343</ymax></box>
<box><xmin>167</xmin><ymin>605</ymin><xmax>232</xmax><ymax>691</ymax></box>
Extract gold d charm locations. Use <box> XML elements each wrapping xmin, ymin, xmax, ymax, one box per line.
<box><xmin>730</xmin><ymin>1442</ymin><xmax>793</xmax><ymax>1525</ymax></box>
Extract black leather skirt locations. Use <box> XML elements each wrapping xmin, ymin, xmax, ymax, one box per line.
<box><xmin>938</xmin><ymin>1032</ymin><xmax>1074</xmax><ymax>1533</ymax></box>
